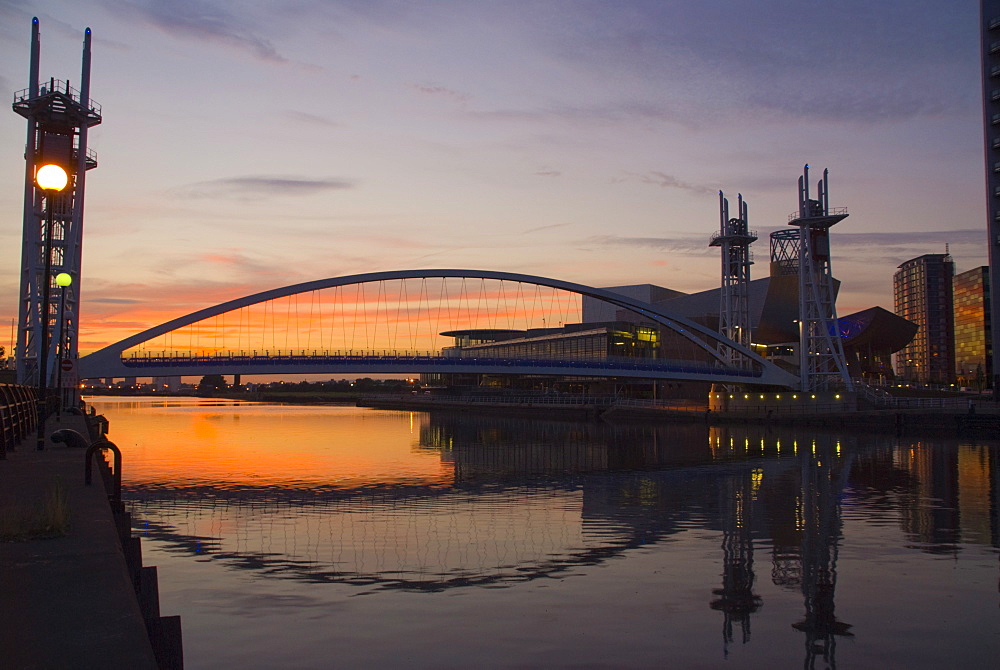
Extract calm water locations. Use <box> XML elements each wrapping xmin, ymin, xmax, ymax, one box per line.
<box><xmin>88</xmin><ymin>397</ymin><xmax>999</xmax><ymax>669</ymax></box>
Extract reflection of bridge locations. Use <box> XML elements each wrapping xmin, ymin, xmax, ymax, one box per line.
<box><xmin>123</xmin><ymin>415</ymin><xmax>863</xmax><ymax>667</ymax></box>
<box><xmin>80</xmin><ymin>269</ymin><xmax>798</xmax><ymax>386</ymax></box>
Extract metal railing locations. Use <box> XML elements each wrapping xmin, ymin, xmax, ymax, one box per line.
<box><xmin>363</xmin><ymin>394</ymin><xmax>716</xmax><ymax>411</ymax></box>
<box><xmin>362</xmin><ymin>393</ymin><xmax>618</xmax><ymax>407</ymax></box>
<box><xmin>12</xmin><ymin>78</ymin><xmax>102</xmax><ymax>116</ymax></box>
<box><xmin>853</xmin><ymin>380</ymin><xmax>989</xmax><ymax>410</ymax></box>
<box><xmin>85</xmin><ymin>439</ymin><xmax>122</xmax><ymax>505</ymax></box>
<box><xmin>860</xmin><ymin>396</ymin><xmax>977</xmax><ymax>411</ymax></box>
<box><xmin>787</xmin><ymin>206</ymin><xmax>849</xmax><ymax>223</ymax></box>
<box><xmin>121</xmin><ymin>350</ymin><xmax>762</xmax><ymax>378</ymax></box>
<box><xmin>364</xmin><ymin>391</ymin><xmax>984</xmax><ymax>416</ymax></box>
<box><xmin>0</xmin><ymin>384</ymin><xmax>39</xmax><ymax>459</ymax></box>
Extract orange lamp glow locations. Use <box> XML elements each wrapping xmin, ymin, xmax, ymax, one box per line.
<box><xmin>36</xmin><ymin>163</ymin><xmax>68</xmax><ymax>192</ymax></box>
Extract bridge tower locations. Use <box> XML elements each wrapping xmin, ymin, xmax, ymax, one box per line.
<box><xmin>11</xmin><ymin>18</ymin><xmax>101</xmax><ymax>391</ymax></box>
<box><xmin>788</xmin><ymin>166</ymin><xmax>852</xmax><ymax>392</ymax></box>
<box><xmin>710</xmin><ymin>191</ymin><xmax>757</xmax><ymax>369</ymax></box>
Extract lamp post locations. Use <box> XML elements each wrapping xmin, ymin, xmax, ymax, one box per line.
<box><xmin>55</xmin><ymin>272</ymin><xmax>73</xmax><ymax>418</ymax></box>
<box><xmin>35</xmin><ymin>163</ymin><xmax>68</xmax><ymax>450</ymax></box>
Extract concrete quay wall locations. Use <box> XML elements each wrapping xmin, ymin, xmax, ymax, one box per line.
<box><xmin>361</xmin><ymin>394</ymin><xmax>1000</xmax><ymax>437</ymax></box>
<box><xmin>0</xmin><ymin>412</ymin><xmax>181</xmax><ymax>669</ymax></box>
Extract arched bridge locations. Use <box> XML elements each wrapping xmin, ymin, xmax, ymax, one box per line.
<box><xmin>79</xmin><ymin>269</ymin><xmax>798</xmax><ymax>387</ymax></box>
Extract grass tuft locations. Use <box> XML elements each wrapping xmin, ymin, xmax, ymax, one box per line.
<box><xmin>0</xmin><ymin>477</ymin><xmax>70</xmax><ymax>541</ymax></box>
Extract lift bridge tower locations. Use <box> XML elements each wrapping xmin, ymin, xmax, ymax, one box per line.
<box><xmin>710</xmin><ymin>192</ymin><xmax>757</xmax><ymax>370</ymax></box>
<box><xmin>786</xmin><ymin>166</ymin><xmax>852</xmax><ymax>392</ymax></box>
<box><xmin>11</xmin><ymin>18</ymin><xmax>101</xmax><ymax>389</ymax></box>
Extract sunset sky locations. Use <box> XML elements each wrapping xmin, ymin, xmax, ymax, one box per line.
<box><xmin>0</xmin><ymin>1</ymin><xmax>988</xmax><ymax>354</ymax></box>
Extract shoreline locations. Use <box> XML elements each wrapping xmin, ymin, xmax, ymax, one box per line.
<box><xmin>358</xmin><ymin>395</ymin><xmax>1000</xmax><ymax>437</ymax></box>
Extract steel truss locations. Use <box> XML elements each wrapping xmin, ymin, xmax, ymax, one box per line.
<box><xmin>711</xmin><ymin>192</ymin><xmax>757</xmax><ymax>370</ymax></box>
<box><xmin>788</xmin><ymin>166</ymin><xmax>852</xmax><ymax>392</ymax></box>
<box><xmin>11</xmin><ymin>18</ymin><xmax>101</xmax><ymax>393</ymax></box>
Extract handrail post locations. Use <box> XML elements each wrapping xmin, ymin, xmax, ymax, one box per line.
<box><xmin>84</xmin><ymin>438</ymin><xmax>123</xmax><ymax>505</ymax></box>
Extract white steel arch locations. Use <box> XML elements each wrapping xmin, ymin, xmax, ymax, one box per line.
<box><xmin>79</xmin><ymin>269</ymin><xmax>799</xmax><ymax>387</ymax></box>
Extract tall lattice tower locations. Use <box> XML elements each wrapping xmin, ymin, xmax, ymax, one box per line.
<box><xmin>788</xmin><ymin>166</ymin><xmax>852</xmax><ymax>392</ymax></box>
<box><xmin>11</xmin><ymin>18</ymin><xmax>101</xmax><ymax>387</ymax></box>
<box><xmin>710</xmin><ymin>192</ymin><xmax>757</xmax><ymax>369</ymax></box>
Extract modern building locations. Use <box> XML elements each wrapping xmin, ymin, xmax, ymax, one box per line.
<box><xmin>422</xmin><ymin>260</ymin><xmax>916</xmax><ymax>393</ymax></box>
<box><xmin>430</xmin><ymin>322</ymin><xmax>703</xmax><ymax>397</ymax></box>
<box><xmin>837</xmin><ymin>307</ymin><xmax>918</xmax><ymax>383</ymax></box>
<box><xmin>953</xmin><ymin>266</ymin><xmax>992</xmax><ymax>389</ymax></box>
<box><xmin>583</xmin><ymin>280</ymin><xmax>913</xmax><ymax>384</ymax></box>
<box><xmin>980</xmin><ymin>2</ymin><xmax>1000</xmax><ymax>391</ymax></box>
<box><xmin>442</xmin><ymin>323</ymin><xmax>661</xmax><ymax>363</ymax></box>
<box><xmin>583</xmin><ymin>226</ymin><xmax>916</xmax><ymax>385</ymax></box>
<box><xmin>893</xmin><ymin>254</ymin><xmax>955</xmax><ymax>383</ymax></box>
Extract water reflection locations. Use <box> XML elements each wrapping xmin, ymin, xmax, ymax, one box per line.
<box><xmin>89</xmin><ymin>399</ymin><xmax>1000</xmax><ymax>668</ymax></box>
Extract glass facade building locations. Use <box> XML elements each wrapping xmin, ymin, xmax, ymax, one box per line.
<box><xmin>953</xmin><ymin>266</ymin><xmax>992</xmax><ymax>388</ymax></box>
<box><xmin>443</xmin><ymin>323</ymin><xmax>663</xmax><ymax>363</ymax></box>
<box><xmin>894</xmin><ymin>254</ymin><xmax>955</xmax><ymax>383</ymax></box>
<box><xmin>982</xmin><ymin>1</ymin><xmax>1000</xmax><ymax>391</ymax></box>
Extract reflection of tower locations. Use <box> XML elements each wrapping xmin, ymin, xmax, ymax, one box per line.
<box><xmin>766</xmin><ymin>465</ymin><xmax>803</xmax><ymax>591</ymax></box>
<box><xmin>12</xmin><ymin>18</ymin><xmax>101</xmax><ymax>387</ymax></box>
<box><xmin>710</xmin><ymin>469</ymin><xmax>762</xmax><ymax>654</ymax></box>
<box><xmin>788</xmin><ymin>166</ymin><xmax>852</xmax><ymax>392</ymax></box>
<box><xmin>710</xmin><ymin>192</ymin><xmax>758</xmax><ymax>369</ymax></box>
<box><xmin>793</xmin><ymin>440</ymin><xmax>853</xmax><ymax>668</ymax></box>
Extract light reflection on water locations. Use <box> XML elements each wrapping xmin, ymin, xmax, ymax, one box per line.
<box><xmin>88</xmin><ymin>397</ymin><xmax>1000</xmax><ymax>669</ymax></box>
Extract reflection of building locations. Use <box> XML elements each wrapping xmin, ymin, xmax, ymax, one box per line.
<box><xmin>894</xmin><ymin>253</ymin><xmax>955</xmax><ymax>383</ymax></box>
<box><xmin>957</xmin><ymin>445</ymin><xmax>997</xmax><ymax>547</ymax></box>
<box><xmin>898</xmin><ymin>443</ymin><xmax>962</xmax><ymax>552</ymax></box>
<box><xmin>953</xmin><ymin>266</ymin><xmax>992</xmax><ymax>388</ymax></box>
<box><xmin>419</xmin><ymin>413</ymin><xmax>713</xmax><ymax>479</ymax></box>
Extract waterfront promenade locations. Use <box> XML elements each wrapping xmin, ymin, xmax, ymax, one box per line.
<box><xmin>0</xmin><ymin>414</ymin><xmax>160</xmax><ymax>669</ymax></box>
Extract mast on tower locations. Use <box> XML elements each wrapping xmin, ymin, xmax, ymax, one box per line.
<box><xmin>710</xmin><ymin>191</ymin><xmax>758</xmax><ymax>370</ymax></box>
<box><xmin>788</xmin><ymin>166</ymin><xmax>852</xmax><ymax>392</ymax></box>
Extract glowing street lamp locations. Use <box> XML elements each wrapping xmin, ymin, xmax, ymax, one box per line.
<box><xmin>35</xmin><ymin>163</ymin><xmax>68</xmax><ymax>450</ymax></box>
<box><xmin>55</xmin><ymin>272</ymin><xmax>73</xmax><ymax>417</ymax></box>
<box><xmin>36</xmin><ymin>163</ymin><xmax>69</xmax><ymax>192</ymax></box>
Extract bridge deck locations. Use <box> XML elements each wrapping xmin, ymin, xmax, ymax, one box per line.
<box><xmin>107</xmin><ymin>353</ymin><xmax>764</xmax><ymax>382</ymax></box>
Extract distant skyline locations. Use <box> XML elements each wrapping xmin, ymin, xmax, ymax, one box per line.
<box><xmin>0</xmin><ymin>1</ymin><xmax>989</xmax><ymax>354</ymax></box>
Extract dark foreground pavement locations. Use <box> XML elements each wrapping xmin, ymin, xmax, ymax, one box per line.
<box><xmin>0</xmin><ymin>414</ymin><xmax>159</xmax><ymax>669</ymax></box>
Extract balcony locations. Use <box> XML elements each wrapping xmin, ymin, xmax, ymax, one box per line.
<box><xmin>11</xmin><ymin>78</ymin><xmax>102</xmax><ymax>127</ymax></box>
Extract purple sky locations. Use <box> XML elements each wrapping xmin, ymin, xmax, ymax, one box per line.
<box><xmin>0</xmin><ymin>0</ymin><xmax>988</xmax><ymax>352</ymax></box>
